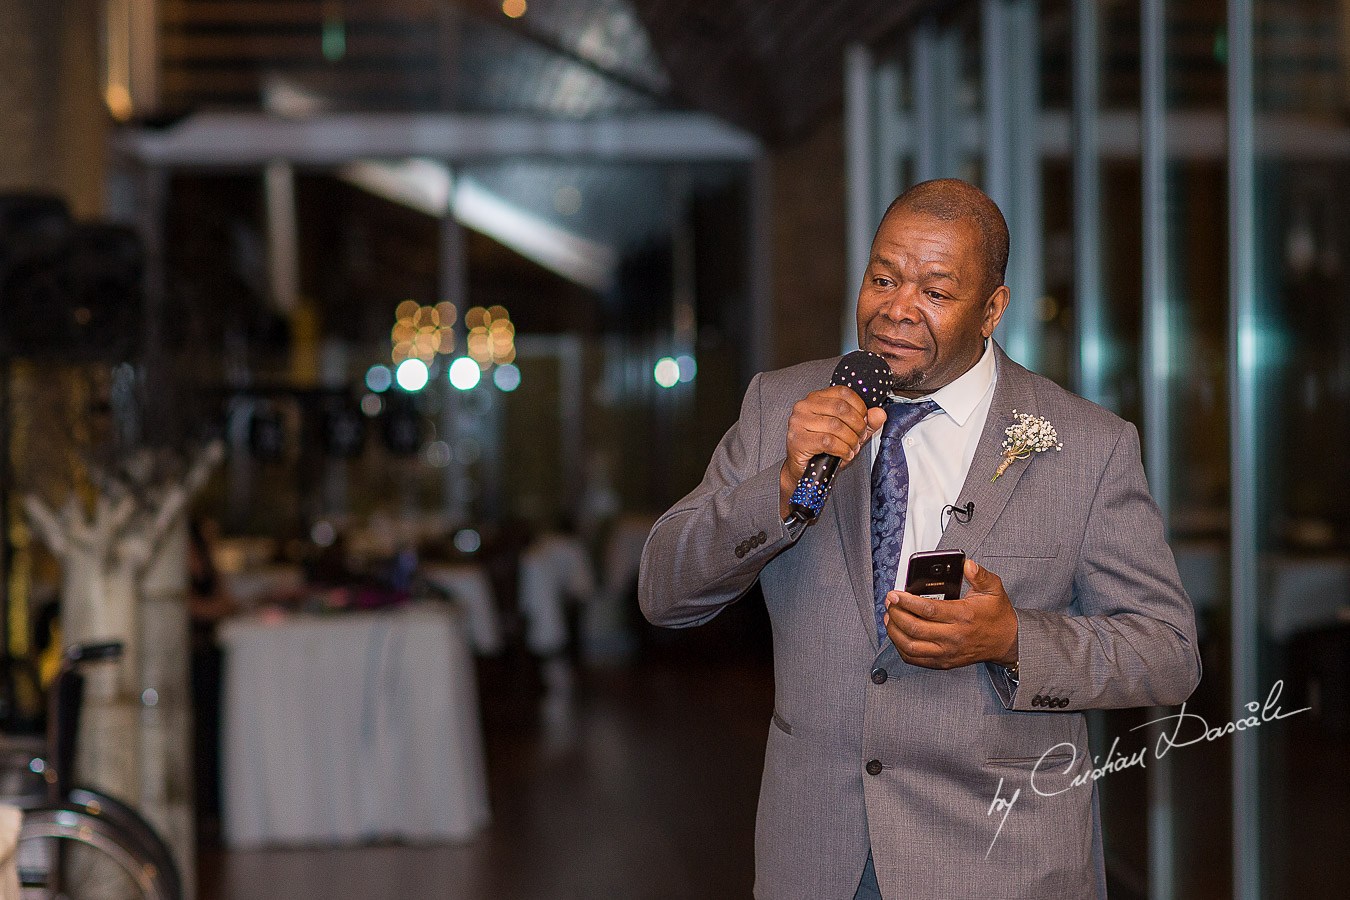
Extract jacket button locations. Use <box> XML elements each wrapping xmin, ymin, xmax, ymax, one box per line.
<box><xmin>735</xmin><ymin>545</ymin><xmax>745</xmax><ymax>558</ymax></box>
<box><xmin>1057</xmin><ymin>698</ymin><xmax>1069</xmax><ymax>708</ymax></box>
<box><xmin>865</xmin><ymin>759</ymin><xmax>883</xmax><ymax>776</ymax></box>
<box><xmin>757</xmin><ymin>531</ymin><xmax>767</xmax><ymax>542</ymax></box>
<box><xmin>870</xmin><ymin>667</ymin><xmax>888</xmax><ymax>685</ymax></box>
<box><xmin>1032</xmin><ymin>694</ymin><xmax>1043</xmax><ymax>707</ymax></box>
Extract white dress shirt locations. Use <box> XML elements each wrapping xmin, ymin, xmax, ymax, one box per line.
<box><xmin>869</xmin><ymin>339</ymin><xmax>998</xmax><ymax>593</ymax></box>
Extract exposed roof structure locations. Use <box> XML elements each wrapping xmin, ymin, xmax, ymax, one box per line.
<box><xmin>159</xmin><ymin>0</ymin><xmax>932</xmax><ymax>143</ymax></box>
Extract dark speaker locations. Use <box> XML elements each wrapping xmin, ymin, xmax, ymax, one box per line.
<box><xmin>320</xmin><ymin>398</ymin><xmax>365</xmax><ymax>459</ymax></box>
<box><xmin>0</xmin><ymin>195</ymin><xmax>142</xmax><ymax>361</ymax></box>
<box><xmin>0</xmin><ymin>194</ymin><xmax>71</xmax><ymax>250</ymax></box>
<box><xmin>249</xmin><ymin>408</ymin><xmax>287</xmax><ymax>461</ymax></box>
<box><xmin>380</xmin><ymin>396</ymin><xmax>422</xmax><ymax>456</ymax></box>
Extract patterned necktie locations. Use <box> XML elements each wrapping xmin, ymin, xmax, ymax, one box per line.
<box><xmin>870</xmin><ymin>398</ymin><xmax>940</xmax><ymax>645</ymax></box>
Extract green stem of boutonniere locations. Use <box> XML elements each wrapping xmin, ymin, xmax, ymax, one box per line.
<box><xmin>992</xmin><ymin>449</ymin><xmax>1030</xmax><ymax>482</ymax></box>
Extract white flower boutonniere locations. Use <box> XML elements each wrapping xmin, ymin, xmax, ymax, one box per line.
<box><xmin>992</xmin><ymin>410</ymin><xmax>1063</xmax><ymax>482</ymax></box>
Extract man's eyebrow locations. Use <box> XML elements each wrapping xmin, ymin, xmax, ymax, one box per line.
<box><xmin>867</xmin><ymin>255</ymin><xmax>963</xmax><ymax>284</ymax></box>
<box><xmin>922</xmin><ymin>267</ymin><xmax>961</xmax><ymax>283</ymax></box>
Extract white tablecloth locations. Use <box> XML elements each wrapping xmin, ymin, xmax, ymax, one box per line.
<box><xmin>220</xmin><ymin>604</ymin><xmax>490</xmax><ymax>847</ymax></box>
<box><xmin>419</xmin><ymin>564</ymin><xmax>502</xmax><ymax>655</ymax></box>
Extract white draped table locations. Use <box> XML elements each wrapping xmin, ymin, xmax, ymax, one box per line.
<box><xmin>220</xmin><ymin>604</ymin><xmax>490</xmax><ymax>847</ymax></box>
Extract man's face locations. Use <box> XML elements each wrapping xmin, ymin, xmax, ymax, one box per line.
<box><xmin>856</xmin><ymin>208</ymin><xmax>1009</xmax><ymax>397</ymax></box>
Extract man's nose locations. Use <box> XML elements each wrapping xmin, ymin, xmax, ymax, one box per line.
<box><xmin>882</xmin><ymin>285</ymin><xmax>922</xmax><ymax>322</ymax></box>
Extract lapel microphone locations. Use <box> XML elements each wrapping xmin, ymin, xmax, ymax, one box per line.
<box><xmin>942</xmin><ymin>501</ymin><xmax>975</xmax><ymax>525</ymax></box>
<box><xmin>784</xmin><ymin>350</ymin><xmax>895</xmax><ymax>526</ymax></box>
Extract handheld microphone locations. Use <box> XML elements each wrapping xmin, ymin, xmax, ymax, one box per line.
<box><xmin>785</xmin><ymin>350</ymin><xmax>894</xmax><ymax>526</ymax></box>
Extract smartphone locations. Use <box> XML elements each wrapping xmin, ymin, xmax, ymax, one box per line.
<box><xmin>904</xmin><ymin>550</ymin><xmax>965</xmax><ymax>600</ymax></box>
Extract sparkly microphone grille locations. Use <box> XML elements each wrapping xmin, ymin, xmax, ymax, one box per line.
<box><xmin>785</xmin><ymin>350</ymin><xmax>894</xmax><ymax>525</ymax></box>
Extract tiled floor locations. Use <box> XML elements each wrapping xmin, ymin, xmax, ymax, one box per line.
<box><xmin>198</xmin><ymin>608</ymin><xmax>775</xmax><ymax>900</ymax></box>
<box><xmin>196</xmin><ymin>603</ymin><xmax>1350</xmax><ymax>899</ymax></box>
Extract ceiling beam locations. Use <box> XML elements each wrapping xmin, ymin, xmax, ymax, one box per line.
<box><xmin>113</xmin><ymin>110</ymin><xmax>762</xmax><ymax>166</ymax></box>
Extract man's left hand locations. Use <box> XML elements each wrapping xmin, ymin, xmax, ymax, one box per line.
<box><xmin>884</xmin><ymin>559</ymin><xmax>1019</xmax><ymax>669</ymax></box>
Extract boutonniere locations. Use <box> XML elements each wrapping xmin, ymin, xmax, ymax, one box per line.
<box><xmin>992</xmin><ymin>410</ymin><xmax>1063</xmax><ymax>481</ymax></box>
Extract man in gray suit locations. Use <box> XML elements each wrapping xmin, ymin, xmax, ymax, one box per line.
<box><xmin>638</xmin><ymin>179</ymin><xmax>1200</xmax><ymax>899</ymax></box>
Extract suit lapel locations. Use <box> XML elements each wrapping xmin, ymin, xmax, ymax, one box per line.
<box><xmin>936</xmin><ymin>344</ymin><xmax>1040</xmax><ymax>558</ymax></box>
<box><xmin>832</xmin><ymin>444</ymin><xmax>880</xmax><ymax>653</ymax></box>
<box><xmin>833</xmin><ymin>343</ymin><xmax>1040</xmax><ymax>653</ymax></box>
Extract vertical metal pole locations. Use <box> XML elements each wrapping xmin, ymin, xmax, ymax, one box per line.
<box><xmin>1072</xmin><ymin>0</ymin><xmax>1104</xmax><ymax>407</ymax></box>
<box><xmin>986</xmin><ymin>0</ymin><xmax>1042</xmax><ymax>372</ymax></box>
<box><xmin>1142</xmin><ymin>0</ymin><xmax>1171</xmax><ymax>519</ymax></box>
<box><xmin>264</xmin><ymin>159</ymin><xmax>299</xmax><ymax>315</ymax></box>
<box><xmin>981</xmin><ymin>0</ymin><xmax>1012</xmax><ymax>210</ymax></box>
<box><xmin>1009</xmin><ymin>0</ymin><xmax>1043</xmax><ymax>373</ymax></box>
<box><xmin>558</xmin><ymin>334</ymin><xmax>584</xmax><ymax>515</ymax></box>
<box><xmin>1141</xmin><ymin>5</ymin><xmax>1177</xmax><ymax>897</ymax></box>
<box><xmin>748</xmin><ymin>157</ymin><xmax>774</xmax><ymax>374</ymax></box>
<box><xmin>911</xmin><ymin>22</ymin><xmax>940</xmax><ymax>184</ymax></box>
<box><xmin>1228</xmin><ymin>0</ymin><xmax>1261</xmax><ymax>896</ymax></box>
<box><xmin>935</xmin><ymin>27</ymin><xmax>963</xmax><ymax>178</ymax></box>
<box><xmin>844</xmin><ymin>42</ymin><xmax>875</xmax><ymax>354</ymax></box>
<box><xmin>137</xmin><ymin>165</ymin><xmax>170</xmax><ymax>443</ymax></box>
<box><xmin>875</xmin><ymin>61</ymin><xmax>903</xmax><ymax>212</ymax></box>
<box><xmin>670</xmin><ymin>166</ymin><xmax>697</xmax><ymax>355</ymax></box>
<box><xmin>440</xmin><ymin>181</ymin><xmax>469</xmax><ymax>520</ymax></box>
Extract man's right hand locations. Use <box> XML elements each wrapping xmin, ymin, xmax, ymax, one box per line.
<box><xmin>779</xmin><ymin>386</ymin><xmax>887</xmax><ymax>519</ymax></box>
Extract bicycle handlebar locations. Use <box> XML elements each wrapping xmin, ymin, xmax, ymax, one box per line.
<box><xmin>63</xmin><ymin>642</ymin><xmax>124</xmax><ymax>667</ymax></box>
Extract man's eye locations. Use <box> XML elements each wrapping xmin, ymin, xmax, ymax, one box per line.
<box><xmin>873</xmin><ymin>276</ymin><xmax>893</xmax><ymax>287</ymax></box>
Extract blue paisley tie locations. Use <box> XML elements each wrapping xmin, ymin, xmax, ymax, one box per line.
<box><xmin>870</xmin><ymin>398</ymin><xmax>940</xmax><ymax>645</ymax></box>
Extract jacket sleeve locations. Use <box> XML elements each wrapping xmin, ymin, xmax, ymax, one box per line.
<box><xmin>638</xmin><ymin>373</ymin><xmax>806</xmax><ymax>628</ymax></box>
<box><xmin>989</xmin><ymin>422</ymin><xmax>1203</xmax><ymax>711</ymax></box>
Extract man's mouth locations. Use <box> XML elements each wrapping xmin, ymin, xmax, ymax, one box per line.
<box><xmin>870</xmin><ymin>334</ymin><xmax>928</xmax><ymax>356</ymax></box>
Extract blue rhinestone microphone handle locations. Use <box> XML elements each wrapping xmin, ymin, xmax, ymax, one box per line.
<box><xmin>784</xmin><ymin>350</ymin><xmax>894</xmax><ymax>526</ymax></box>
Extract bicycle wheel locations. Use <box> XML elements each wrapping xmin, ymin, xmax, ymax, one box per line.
<box><xmin>17</xmin><ymin>807</ymin><xmax>173</xmax><ymax>900</ymax></box>
<box><xmin>64</xmin><ymin>789</ymin><xmax>181</xmax><ymax>900</ymax></box>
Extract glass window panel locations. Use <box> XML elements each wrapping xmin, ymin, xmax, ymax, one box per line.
<box><xmin>1163</xmin><ymin>3</ymin><xmax>1233</xmax><ymax>898</ymax></box>
<box><xmin>1253</xmin><ymin>0</ymin><xmax>1350</xmax><ymax>894</ymax></box>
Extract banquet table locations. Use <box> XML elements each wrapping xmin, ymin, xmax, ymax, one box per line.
<box><xmin>220</xmin><ymin>603</ymin><xmax>490</xmax><ymax>847</ymax></box>
<box><xmin>419</xmin><ymin>564</ymin><xmax>502</xmax><ymax>655</ymax></box>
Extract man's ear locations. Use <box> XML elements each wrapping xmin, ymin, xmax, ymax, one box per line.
<box><xmin>981</xmin><ymin>285</ymin><xmax>1011</xmax><ymax>338</ymax></box>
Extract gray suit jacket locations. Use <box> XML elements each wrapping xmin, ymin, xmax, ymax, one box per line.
<box><xmin>639</xmin><ymin>344</ymin><xmax>1201</xmax><ymax>900</ymax></box>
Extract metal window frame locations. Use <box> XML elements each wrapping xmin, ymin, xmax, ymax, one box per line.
<box><xmin>1227</xmin><ymin>0</ymin><xmax>1261</xmax><ymax>897</ymax></box>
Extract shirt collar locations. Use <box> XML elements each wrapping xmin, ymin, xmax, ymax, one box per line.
<box><xmin>892</xmin><ymin>339</ymin><xmax>996</xmax><ymax>427</ymax></box>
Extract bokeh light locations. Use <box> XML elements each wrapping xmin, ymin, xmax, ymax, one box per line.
<box><xmin>493</xmin><ymin>363</ymin><xmax>521</xmax><ymax>392</ymax></box>
<box><xmin>449</xmin><ymin>357</ymin><xmax>481</xmax><ymax>390</ymax></box>
<box><xmin>365</xmin><ymin>365</ymin><xmax>393</xmax><ymax>393</ymax></box>
<box><xmin>501</xmin><ymin>0</ymin><xmax>526</xmax><ymax>19</ymax></box>
<box><xmin>395</xmin><ymin>358</ymin><xmax>430</xmax><ymax>392</ymax></box>
<box><xmin>676</xmin><ymin>354</ymin><xmax>697</xmax><ymax>383</ymax></box>
<box><xmin>423</xmin><ymin>440</ymin><xmax>452</xmax><ymax>468</ymax></box>
<box><xmin>454</xmin><ymin>528</ymin><xmax>482</xmax><ymax>553</ymax></box>
<box><xmin>465</xmin><ymin>305</ymin><xmax>517</xmax><ymax>370</ymax></box>
<box><xmin>390</xmin><ymin>301</ymin><xmax>455</xmax><ymax>366</ymax></box>
<box><xmin>311</xmin><ymin>521</ymin><xmax>337</xmax><ymax>547</ymax></box>
<box><xmin>360</xmin><ymin>394</ymin><xmax>383</xmax><ymax>417</ymax></box>
<box><xmin>654</xmin><ymin>357</ymin><xmax>680</xmax><ymax>388</ymax></box>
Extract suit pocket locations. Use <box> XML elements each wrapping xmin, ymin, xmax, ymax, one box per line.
<box><xmin>985</xmin><ymin>751</ymin><xmax>1077</xmax><ymax>770</ymax></box>
<box><xmin>981</xmin><ymin>540</ymin><xmax>1061</xmax><ymax>559</ymax></box>
<box><xmin>771</xmin><ymin>710</ymin><xmax>793</xmax><ymax>736</ymax></box>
